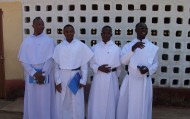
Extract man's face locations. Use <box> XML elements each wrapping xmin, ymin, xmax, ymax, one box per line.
<box><xmin>33</xmin><ymin>19</ymin><xmax>44</xmax><ymax>35</ymax></box>
<box><xmin>63</xmin><ymin>26</ymin><xmax>75</xmax><ymax>42</ymax></box>
<box><xmin>136</xmin><ymin>23</ymin><xmax>148</xmax><ymax>39</ymax></box>
<box><xmin>101</xmin><ymin>27</ymin><xmax>112</xmax><ymax>43</ymax></box>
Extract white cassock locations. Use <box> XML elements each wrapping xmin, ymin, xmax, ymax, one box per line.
<box><xmin>117</xmin><ymin>38</ymin><xmax>159</xmax><ymax>119</ymax></box>
<box><xmin>87</xmin><ymin>40</ymin><xmax>121</xmax><ymax>119</ymax></box>
<box><xmin>52</xmin><ymin>38</ymin><xmax>93</xmax><ymax>119</ymax></box>
<box><xmin>18</xmin><ymin>33</ymin><xmax>57</xmax><ymax>119</ymax></box>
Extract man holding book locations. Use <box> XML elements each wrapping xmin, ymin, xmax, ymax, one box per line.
<box><xmin>18</xmin><ymin>17</ymin><xmax>56</xmax><ymax>119</ymax></box>
<box><xmin>117</xmin><ymin>22</ymin><xmax>159</xmax><ymax>119</ymax></box>
<box><xmin>53</xmin><ymin>24</ymin><xmax>93</xmax><ymax>119</ymax></box>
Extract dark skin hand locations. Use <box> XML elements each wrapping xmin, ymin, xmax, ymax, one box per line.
<box><xmin>79</xmin><ymin>84</ymin><xmax>85</xmax><ymax>88</ymax></box>
<box><xmin>98</xmin><ymin>64</ymin><xmax>111</xmax><ymax>73</ymax></box>
<box><xmin>33</xmin><ymin>72</ymin><xmax>45</xmax><ymax>84</ymax></box>
<box><xmin>56</xmin><ymin>83</ymin><xmax>62</xmax><ymax>93</ymax></box>
<box><xmin>137</xmin><ymin>66</ymin><xmax>149</xmax><ymax>74</ymax></box>
<box><xmin>132</xmin><ymin>42</ymin><xmax>145</xmax><ymax>52</ymax></box>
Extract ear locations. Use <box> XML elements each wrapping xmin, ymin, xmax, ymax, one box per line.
<box><xmin>135</xmin><ymin>28</ymin><xmax>137</xmax><ymax>33</ymax></box>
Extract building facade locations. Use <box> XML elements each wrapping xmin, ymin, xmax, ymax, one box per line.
<box><xmin>0</xmin><ymin>0</ymin><xmax>190</xmax><ymax>97</ymax></box>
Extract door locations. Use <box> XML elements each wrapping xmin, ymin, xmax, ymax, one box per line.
<box><xmin>0</xmin><ymin>9</ymin><xmax>5</xmax><ymax>98</ymax></box>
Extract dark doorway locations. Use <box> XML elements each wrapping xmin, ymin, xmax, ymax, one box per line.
<box><xmin>0</xmin><ymin>9</ymin><xmax>5</xmax><ymax>98</ymax></box>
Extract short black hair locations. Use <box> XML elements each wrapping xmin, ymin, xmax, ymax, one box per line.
<box><xmin>63</xmin><ymin>24</ymin><xmax>74</xmax><ymax>31</ymax></box>
<box><xmin>33</xmin><ymin>17</ymin><xmax>42</xmax><ymax>24</ymax></box>
<box><xmin>101</xmin><ymin>25</ymin><xmax>112</xmax><ymax>33</ymax></box>
<box><xmin>135</xmin><ymin>22</ymin><xmax>147</xmax><ymax>29</ymax></box>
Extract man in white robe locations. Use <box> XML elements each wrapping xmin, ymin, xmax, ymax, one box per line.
<box><xmin>87</xmin><ymin>26</ymin><xmax>121</xmax><ymax>119</ymax></box>
<box><xmin>52</xmin><ymin>24</ymin><xmax>93</xmax><ymax>119</ymax></box>
<box><xmin>117</xmin><ymin>22</ymin><xmax>159</xmax><ymax>119</ymax></box>
<box><xmin>18</xmin><ymin>17</ymin><xmax>56</xmax><ymax>119</ymax></box>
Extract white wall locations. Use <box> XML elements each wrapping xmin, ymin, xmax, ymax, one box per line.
<box><xmin>21</xmin><ymin>0</ymin><xmax>190</xmax><ymax>88</ymax></box>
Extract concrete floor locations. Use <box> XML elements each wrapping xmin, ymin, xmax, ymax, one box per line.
<box><xmin>0</xmin><ymin>98</ymin><xmax>23</xmax><ymax>119</ymax></box>
<box><xmin>153</xmin><ymin>106</ymin><xmax>190</xmax><ymax>119</ymax></box>
<box><xmin>0</xmin><ymin>97</ymin><xmax>190</xmax><ymax>119</ymax></box>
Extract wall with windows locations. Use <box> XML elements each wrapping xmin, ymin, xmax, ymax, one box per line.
<box><xmin>22</xmin><ymin>0</ymin><xmax>190</xmax><ymax>88</ymax></box>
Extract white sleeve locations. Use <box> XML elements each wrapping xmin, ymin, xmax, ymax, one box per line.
<box><xmin>42</xmin><ymin>58</ymin><xmax>54</xmax><ymax>76</ymax></box>
<box><xmin>79</xmin><ymin>63</ymin><xmax>88</xmax><ymax>85</ymax></box>
<box><xmin>120</xmin><ymin>45</ymin><xmax>134</xmax><ymax>65</ymax></box>
<box><xmin>116</xmin><ymin>65</ymin><xmax>122</xmax><ymax>78</ymax></box>
<box><xmin>148</xmin><ymin>54</ymin><xmax>159</xmax><ymax>76</ymax></box>
<box><xmin>89</xmin><ymin>55</ymin><xmax>99</xmax><ymax>74</ymax></box>
<box><xmin>21</xmin><ymin>62</ymin><xmax>36</xmax><ymax>77</ymax></box>
<box><xmin>54</xmin><ymin>63</ymin><xmax>62</xmax><ymax>85</ymax></box>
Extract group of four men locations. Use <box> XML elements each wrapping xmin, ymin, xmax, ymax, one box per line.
<box><xmin>18</xmin><ymin>17</ymin><xmax>159</xmax><ymax>119</ymax></box>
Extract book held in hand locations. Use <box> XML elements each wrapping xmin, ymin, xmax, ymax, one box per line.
<box><xmin>29</xmin><ymin>75</ymin><xmax>49</xmax><ymax>84</ymax></box>
<box><xmin>68</xmin><ymin>72</ymin><xmax>82</xmax><ymax>95</ymax></box>
<box><xmin>29</xmin><ymin>69</ymin><xmax>49</xmax><ymax>84</ymax></box>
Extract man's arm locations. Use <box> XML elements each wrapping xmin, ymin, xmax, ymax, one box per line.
<box><xmin>42</xmin><ymin>58</ymin><xmax>54</xmax><ymax>76</ymax></box>
<box><xmin>21</xmin><ymin>62</ymin><xmax>45</xmax><ymax>84</ymax></box>
<box><xmin>21</xmin><ymin>62</ymin><xmax>36</xmax><ymax>77</ymax></box>
<box><xmin>54</xmin><ymin>63</ymin><xmax>62</xmax><ymax>93</ymax></box>
<box><xmin>80</xmin><ymin>63</ymin><xmax>88</xmax><ymax>86</ymax></box>
<box><xmin>89</xmin><ymin>55</ymin><xmax>99</xmax><ymax>74</ymax></box>
<box><xmin>148</xmin><ymin>54</ymin><xmax>159</xmax><ymax>76</ymax></box>
<box><xmin>120</xmin><ymin>45</ymin><xmax>134</xmax><ymax>65</ymax></box>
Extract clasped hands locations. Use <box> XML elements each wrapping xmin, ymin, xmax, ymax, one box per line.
<box><xmin>137</xmin><ymin>66</ymin><xmax>149</xmax><ymax>74</ymax></box>
<box><xmin>33</xmin><ymin>72</ymin><xmax>45</xmax><ymax>84</ymax></box>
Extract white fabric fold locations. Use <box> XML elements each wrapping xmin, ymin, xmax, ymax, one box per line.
<box><xmin>18</xmin><ymin>33</ymin><xmax>55</xmax><ymax>64</ymax></box>
<box><xmin>53</xmin><ymin>39</ymin><xmax>93</xmax><ymax>69</ymax></box>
